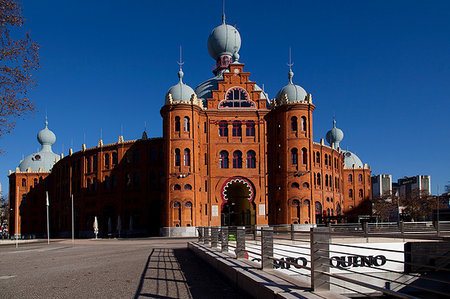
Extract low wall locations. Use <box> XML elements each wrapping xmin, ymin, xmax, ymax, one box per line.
<box><xmin>160</xmin><ymin>226</ymin><xmax>198</xmax><ymax>237</ymax></box>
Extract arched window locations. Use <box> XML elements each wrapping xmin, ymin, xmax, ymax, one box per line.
<box><xmin>325</xmin><ymin>174</ymin><xmax>329</xmax><ymax>187</ymax></box>
<box><xmin>317</xmin><ymin>173</ymin><xmax>321</xmax><ymax>186</ymax></box>
<box><xmin>112</xmin><ymin>152</ymin><xmax>118</xmax><ymax>165</ymax></box>
<box><xmin>111</xmin><ymin>175</ymin><xmax>117</xmax><ymax>189</ymax></box>
<box><xmin>292</xmin><ymin>199</ymin><xmax>300</xmax><ymax>206</ymax></box>
<box><xmin>219</xmin><ymin>151</ymin><xmax>229</xmax><ymax>169</ymax></box>
<box><xmin>291</xmin><ymin>148</ymin><xmax>298</xmax><ymax>165</ymax></box>
<box><xmin>173</xmin><ymin>201</ymin><xmax>181</xmax><ymax>223</ymax></box>
<box><xmin>175</xmin><ymin>149</ymin><xmax>181</xmax><ymax>166</ymax></box>
<box><xmin>291</xmin><ymin>182</ymin><xmax>300</xmax><ymax>189</ymax></box>
<box><xmin>359</xmin><ymin>189</ymin><xmax>363</xmax><ymax>198</ymax></box>
<box><xmin>330</xmin><ymin>175</ymin><xmax>333</xmax><ymax>188</ymax></box>
<box><xmin>219</xmin><ymin>121</ymin><xmax>228</xmax><ymax>136</ymax></box>
<box><xmin>184</xmin><ymin>184</ymin><xmax>192</xmax><ymax>190</ymax></box>
<box><xmin>104</xmin><ymin>153</ymin><xmax>110</xmax><ymax>167</ymax></box>
<box><xmin>21</xmin><ymin>179</ymin><xmax>26</xmax><ymax>187</ymax></box>
<box><xmin>175</xmin><ymin>116</ymin><xmax>180</xmax><ymax>131</ymax></box>
<box><xmin>105</xmin><ymin>176</ymin><xmax>110</xmax><ymax>190</ymax></box>
<box><xmin>185</xmin><ymin>201</ymin><xmax>192</xmax><ymax>208</ymax></box>
<box><xmin>359</xmin><ymin>174</ymin><xmax>363</xmax><ymax>182</ymax></box>
<box><xmin>183</xmin><ymin>117</ymin><xmax>190</xmax><ymax>132</ymax></box>
<box><xmin>349</xmin><ymin>189</ymin><xmax>353</xmax><ymax>197</ymax></box>
<box><xmin>232</xmin><ymin>121</ymin><xmax>242</xmax><ymax>137</ymax></box>
<box><xmin>86</xmin><ymin>178</ymin><xmax>91</xmax><ymax>191</ymax></box>
<box><xmin>336</xmin><ymin>204</ymin><xmax>341</xmax><ymax>215</ymax></box>
<box><xmin>315</xmin><ymin>202</ymin><xmax>322</xmax><ymax>215</ymax></box>
<box><xmin>329</xmin><ymin>156</ymin><xmax>332</xmax><ymax>166</ymax></box>
<box><xmin>302</xmin><ymin>148</ymin><xmax>307</xmax><ymax>164</ymax></box>
<box><xmin>233</xmin><ymin>151</ymin><xmax>242</xmax><ymax>168</ymax></box>
<box><xmin>301</xmin><ymin>116</ymin><xmax>307</xmax><ymax>131</ymax></box>
<box><xmin>291</xmin><ymin>116</ymin><xmax>297</xmax><ymax>131</ymax></box>
<box><xmin>247</xmin><ymin>150</ymin><xmax>256</xmax><ymax>168</ymax></box>
<box><xmin>303</xmin><ymin>182</ymin><xmax>309</xmax><ymax>189</ymax></box>
<box><xmin>174</xmin><ymin>184</ymin><xmax>181</xmax><ymax>191</ymax></box>
<box><xmin>316</xmin><ymin>152</ymin><xmax>320</xmax><ymax>164</ymax></box>
<box><xmin>33</xmin><ymin>178</ymin><xmax>38</xmax><ymax>187</ymax></box>
<box><xmin>93</xmin><ymin>155</ymin><xmax>98</xmax><ymax>171</ymax></box>
<box><xmin>246</xmin><ymin>121</ymin><xmax>255</xmax><ymax>136</ymax></box>
<box><xmin>86</xmin><ymin>156</ymin><xmax>91</xmax><ymax>173</ymax></box>
<box><xmin>324</xmin><ymin>154</ymin><xmax>328</xmax><ymax>166</ymax></box>
<box><xmin>348</xmin><ymin>174</ymin><xmax>353</xmax><ymax>182</ymax></box>
<box><xmin>326</xmin><ymin>197</ymin><xmax>330</xmax><ymax>202</ymax></box>
<box><xmin>184</xmin><ymin>149</ymin><xmax>191</xmax><ymax>166</ymax></box>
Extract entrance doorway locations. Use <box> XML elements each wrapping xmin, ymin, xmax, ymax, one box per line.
<box><xmin>221</xmin><ymin>178</ymin><xmax>256</xmax><ymax>226</ymax></box>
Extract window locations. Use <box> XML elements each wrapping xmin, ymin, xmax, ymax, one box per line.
<box><xmin>303</xmin><ymin>182</ymin><xmax>309</xmax><ymax>189</ymax></box>
<box><xmin>174</xmin><ymin>184</ymin><xmax>181</xmax><ymax>191</ymax></box>
<box><xmin>174</xmin><ymin>201</ymin><xmax>181</xmax><ymax>208</ymax></box>
<box><xmin>329</xmin><ymin>156</ymin><xmax>332</xmax><ymax>166</ymax></box>
<box><xmin>205</xmin><ymin>180</ymin><xmax>208</xmax><ymax>192</ymax></box>
<box><xmin>134</xmin><ymin>150</ymin><xmax>140</xmax><ymax>163</ymax></box>
<box><xmin>219</xmin><ymin>121</ymin><xmax>228</xmax><ymax>136</ymax></box>
<box><xmin>111</xmin><ymin>175</ymin><xmax>117</xmax><ymax>189</ymax></box>
<box><xmin>184</xmin><ymin>184</ymin><xmax>192</xmax><ymax>190</ymax></box>
<box><xmin>87</xmin><ymin>157</ymin><xmax>91</xmax><ymax>173</ymax></box>
<box><xmin>292</xmin><ymin>199</ymin><xmax>300</xmax><ymax>206</ymax></box>
<box><xmin>317</xmin><ymin>173</ymin><xmax>321</xmax><ymax>186</ymax></box>
<box><xmin>326</xmin><ymin>197</ymin><xmax>330</xmax><ymax>202</ymax></box>
<box><xmin>247</xmin><ymin>150</ymin><xmax>256</xmax><ymax>168</ymax></box>
<box><xmin>105</xmin><ymin>176</ymin><xmax>110</xmax><ymax>190</ymax></box>
<box><xmin>232</xmin><ymin>121</ymin><xmax>242</xmax><ymax>137</ymax></box>
<box><xmin>21</xmin><ymin>179</ymin><xmax>26</xmax><ymax>187</ymax></box>
<box><xmin>219</xmin><ymin>86</ymin><xmax>255</xmax><ymax>108</ymax></box>
<box><xmin>204</xmin><ymin>122</ymin><xmax>207</xmax><ymax>133</ymax></box>
<box><xmin>233</xmin><ymin>151</ymin><xmax>242</xmax><ymax>168</ymax></box>
<box><xmin>93</xmin><ymin>155</ymin><xmax>97</xmax><ymax>171</ymax></box>
<box><xmin>349</xmin><ymin>189</ymin><xmax>353</xmax><ymax>197</ymax></box>
<box><xmin>86</xmin><ymin>178</ymin><xmax>91</xmax><ymax>191</ymax></box>
<box><xmin>348</xmin><ymin>174</ymin><xmax>353</xmax><ymax>182</ymax></box>
<box><xmin>184</xmin><ymin>149</ymin><xmax>191</xmax><ymax>166</ymax></box>
<box><xmin>93</xmin><ymin>178</ymin><xmax>97</xmax><ymax>191</ymax></box>
<box><xmin>175</xmin><ymin>149</ymin><xmax>181</xmax><ymax>166</ymax></box>
<box><xmin>325</xmin><ymin>174</ymin><xmax>328</xmax><ymax>187</ymax></box>
<box><xmin>291</xmin><ymin>182</ymin><xmax>300</xmax><ymax>189</ymax></box>
<box><xmin>246</xmin><ymin>121</ymin><xmax>255</xmax><ymax>136</ymax></box>
<box><xmin>175</xmin><ymin>116</ymin><xmax>180</xmax><ymax>131</ymax></box>
<box><xmin>316</xmin><ymin>152</ymin><xmax>320</xmax><ymax>164</ymax></box>
<box><xmin>112</xmin><ymin>152</ymin><xmax>118</xmax><ymax>165</ymax></box>
<box><xmin>291</xmin><ymin>116</ymin><xmax>297</xmax><ymax>131</ymax></box>
<box><xmin>336</xmin><ymin>204</ymin><xmax>341</xmax><ymax>215</ymax></box>
<box><xmin>301</xmin><ymin>116</ymin><xmax>307</xmax><ymax>131</ymax></box>
<box><xmin>133</xmin><ymin>172</ymin><xmax>140</xmax><ymax>187</ymax></box>
<box><xmin>185</xmin><ymin>201</ymin><xmax>193</xmax><ymax>208</ymax></box>
<box><xmin>150</xmin><ymin>148</ymin><xmax>157</xmax><ymax>160</ymax></box>
<box><xmin>291</xmin><ymin>148</ymin><xmax>298</xmax><ymax>165</ymax></box>
<box><xmin>359</xmin><ymin>189</ymin><xmax>363</xmax><ymax>198</ymax></box>
<box><xmin>302</xmin><ymin>148</ymin><xmax>307</xmax><ymax>164</ymax></box>
<box><xmin>324</xmin><ymin>154</ymin><xmax>328</xmax><ymax>166</ymax></box>
<box><xmin>183</xmin><ymin>117</ymin><xmax>190</xmax><ymax>132</ymax></box>
<box><xmin>105</xmin><ymin>153</ymin><xmax>110</xmax><ymax>167</ymax></box>
<box><xmin>359</xmin><ymin>174</ymin><xmax>363</xmax><ymax>182</ymax></box>
<box><xmin>33</xmin><ymin>178</ymin><xmax>38</xmax><ymax>187</ymax></box>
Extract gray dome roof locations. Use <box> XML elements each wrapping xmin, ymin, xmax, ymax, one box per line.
<box><xmin>18</xmin><ymin>120</ymin><xmax>59</xmax><ymax>172</ymax></box>
<box><xmin>342</xmin><ymin>151</ymin><xmax>363</xmax><ymax>169</ymax></box>
<box><xmin>166</xmin><ymin>69</ymin><xmax>195</xmax><ymax>103</ymax></box>
<box><xmin>326</xmin><ymin>119</ymin><xmax>344</xmax><ymax>149</ymax></box>
<box><xmin>207</xmin><ymin>17</ymin><xmax>241</xmax><ymax>61</ymax></box>
<box><xmin>195</xmin><ymin>72</ymin><xmax>224</xmax><ymax>100</ymax></box>
<box><xmin>275</xmin><ymin>70</ymin><xmax>307</xmax><ymax>104</ymax></box>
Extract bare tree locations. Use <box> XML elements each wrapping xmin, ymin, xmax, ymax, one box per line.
<box><xmin>0</xmin><ymin>192</ymin><xmax>9</xmax><ymax>227</ymax></box>
<box><xmin>372</xmin><ymin>191</ymin><xmax>397</xmax><ymax>222</ymax></box>
<box><xmin>401</xmin><ymin>189</ymin><xmax>447</xmax><ymax>221</ymax></box>
<box><xmin>0</xmin><ymin>0</ymin><xmax>39</xmax><ymax>139</ymax></box>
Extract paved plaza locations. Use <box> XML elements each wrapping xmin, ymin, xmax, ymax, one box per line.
<box><xmin>0</xmin><ymin>238</ymin><xmax>247</xmax><ymax>298</ymax></box>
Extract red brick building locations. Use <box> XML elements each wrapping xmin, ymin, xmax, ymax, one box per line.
<box><xmin>9</xmin><ymin>17</ymin><xmax>371</xmax><ymax>237</ymax></box>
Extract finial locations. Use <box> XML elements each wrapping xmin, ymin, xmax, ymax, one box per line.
<box><xmin>45</xmin><ymin>113</ymin><xmax>48</xmax><ymax>128</ymax></box>
<box><xmin>177</xmin><ymin>45</ymin><xmax>184</xmax><ymax>82</ymax></box>
<box><xmin>333</xmin><ymin>113</ymin><xmax>336</xmax><ymax>127</ymax></box>
<box><xmin>222</xmin><ymin>0</ymin><xmax>226</xmax><ymax>24</ymax></box>
<box><xmin>287</xmin><ymin>47</ymin><xmax>294</xmax><ymax>84</ymax></box>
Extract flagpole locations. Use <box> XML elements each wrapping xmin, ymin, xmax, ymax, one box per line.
<box><xmin>71</xmin><ymin>194</ymin><xmax>74</xmax><ymax>246</ymax></box>
<box><xmin>46</xmin><ymin>191</ymin><xmax>50</xmax><ymax>245</ymax></box>
<box><xmin>15</xmin><ymin>186</ymin><xmax>19</xmax><ymax>249</ymax></box>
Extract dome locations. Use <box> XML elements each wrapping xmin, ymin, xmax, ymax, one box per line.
<box><xmin>166</xmin><ymin>69</ymin><xmax>195</xmax><ymax>104</ymax></box>
<box><xmin>342</xmin><ymin>151</ymin><xmax>363</xmax><ymax>169</ymax></box>
<box><xmin>275</xmin><ymin>70</ymin><xmax>307</xmax><ymax>104</ymax></box>
<box><xmin>207</xmin><ymin>16</ymin><xmax>241</xmax><ymax>61</ymax></box>
<box><xmin>326</xmin><ymin>119</ymin><xmax>344</xmax><ymax>149</ymax></box>
<box><xmin>18</xmin><ymin>119</ymin><xmax>59</xmax><ymax>172</ymax></box>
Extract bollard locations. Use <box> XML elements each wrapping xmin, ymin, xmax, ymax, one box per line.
<box><xmin>198</xmin><ymin>227</ymin><xmax>204</xmax><ymax>242</ymax></box>
<box><xmin>221</xmin><ymin>226</ymin><xmax>229</xmax><ymax>252</ymax></box>
<box><xmin>235</xmin><ymin>226</ymin><xmax>246</xmax><ymax>259</ymax></box>
<box><xmin>291</xmin><ymin>224</ymin><xmax>295</xmax><ymax>241</ymax></box>
<box><xmin>204</xmin><ymin>227</ymin><xmax>210</xmax><ymax>245</ymax></box>
<box><xmin>310</xmin><ymin>227</ymin><xmax>330</xmax><ymax>291</ymax></box>
<box><xmin>211</xmin><ymin>227</ymin><xmax>218</xmax><ymax>248</ymax></box>
<box><xmin>261</xmin><ymin>227</ymin><xmax>274</xmax><ymax>269</ymax></box>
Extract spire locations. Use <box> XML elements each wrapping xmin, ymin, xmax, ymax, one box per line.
<box><xmin>222</xmin><ymin>0</ymin><xmax>226</xmax><ymax>24</ymax></box>
<box><xmin>287</xmin><ymin>47</ymin><xmax>294</xmax><ymax>84</ymax></box>
<box><xmin>177</xmin><ymin>45</ymin><xmax>184</xmax><ymax>83</ymax></box>
<box><xmin>45</xmin><ymin>113</ymin><xmax>48</xmax><ymax>128</ymax></box>
<box><xmin>333</xmin><ymin>113</ymin><xmax>336</xmax><ymax>128</ymax></box>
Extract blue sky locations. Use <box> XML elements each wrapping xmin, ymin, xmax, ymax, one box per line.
<box><xmin>1</xmin><ymin>0</ymin><xmax>449</xmax><ymax>195</ymax></box>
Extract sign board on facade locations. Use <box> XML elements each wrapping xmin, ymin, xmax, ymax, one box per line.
<box><xmin>259</xmin><ymin>204</ymin><xmax>265</xmax><ymax>216</ymax></box>
<box><xmin>212</xmin><ymin>205</ymin><xmax>218</xmax><ymax>217</ymax></box>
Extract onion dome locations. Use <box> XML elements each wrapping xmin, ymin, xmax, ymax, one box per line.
<box><xmin>342</xmin><ymin>151</ymin><xmax>364</xmax><ymax>169</ymax></box>
<box><xmin>326</xmin><ymin>119</ymin><xmax>344</xmax><ymax>149</ymax></box>
<box><xmin>207</xmin><ymin>14</ymin><xmax>241</xmax><ymax>61</ymax></box>
<box><xmin>18</xmin><ymin>119</ymin><xmax>60</xmax><ymax>172</ymax></box>
<box><xmin>166</xmin><ymin>68</ymin><xmax>196</xmax><ymax>104</ymax></box>
<box><xmin>275</xmin><ymin>68</ymin><xmax>307</xmax><ymax>104</ymax></box>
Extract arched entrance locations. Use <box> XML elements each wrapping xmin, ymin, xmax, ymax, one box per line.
<box><xmin>221</xmin><ymin>177</ymin><xmax>255</xmax><ymax>226</ymax></box>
